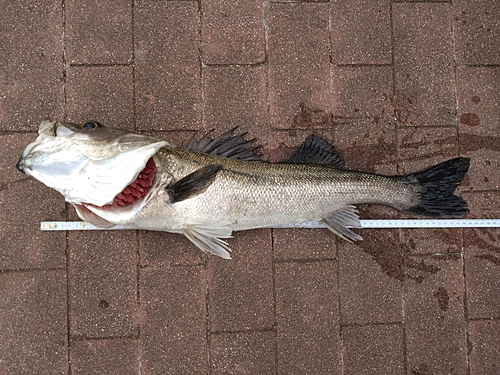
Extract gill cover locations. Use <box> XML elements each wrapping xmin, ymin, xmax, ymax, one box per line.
<box><xmin>17</xmin><ymin>120</ymin><xmax>168</xmax><ymax>206</ymax></box>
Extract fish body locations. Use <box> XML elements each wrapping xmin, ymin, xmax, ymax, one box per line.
<box><xmin>17</xmin><ymin>121</ymin><xmax>470</xmax><ymax>258</ymax></box>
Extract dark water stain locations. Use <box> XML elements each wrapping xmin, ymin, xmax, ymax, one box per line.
<box><xmin>292</xmin><ymin>103</ymin><xmax>334</xmax><ymax>128</ymax></box>
<box><xmin>468</xmin><ymin>228</ymin><xmax>500</xmax><ymax>266</ymax></box>
<box><xmin>341</xmin><ymin>140</ymin><xmax>396</xmax><ymax>172</ymax></box>
<box><xmin>99</xmin><ymin>299</ymin><xmax>109</xmax><ymax>309</ymax></box>
<box><xmin>403</xmin><ymin>257</ymin><xmax>441</xmax><ymax>284</ymax></box>
<box><xmin>459</xmin><ymin>134</ymin><xmax>500</xmax><ymax>153</ymax></box>
<box><xmin>360</xmin><ymin>239</ymin><xmax>402</xmax><ymax>280</ymax></box>
<box><xmin>411</xmin><ymin>363</ymin><xmax>429</xmax><ymax>375</ymax></box>
<box><xmin>475</xmin><ymin>254</ymin><xmax>500</xmax><ymax>266</ymax></box>
<box><xmin>358</xmin><ymin>234</ymin><xmax>441</xmax><ymax>282</ymax></box>
<box><xmin>433</xmin><ymin>287</ymin><xmax>450</xmax><ymax>311</ymax></box>
<box><xmin>472</xmin><ymin>95</ymin><xmax>481</xmax><ymax>104</ymax></box>
<box><xmin>460</xmin><ymin>113</ymin><xmax>480</xmax><ymax>127</ymax></box>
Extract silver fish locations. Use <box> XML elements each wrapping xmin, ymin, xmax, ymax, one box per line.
<box><xmin>17</xmin><ymin>120</ymin><xmax>470</xmax><ymax>259</ymax></box>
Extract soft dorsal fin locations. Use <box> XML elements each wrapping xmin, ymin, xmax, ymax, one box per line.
<box><xmin>186</xmin><ymin>127</ymin><xmax>262</xmax><ymax>161</ymax></box>
<box><xmin>166</xmin><ymin>165</ymin><xmax>222</xmax><ymax>203</ymax></box>
<box><xmin>285</xmin><ymin>135</ymin><xmax>344</xmax><ymax>167</ymax></box>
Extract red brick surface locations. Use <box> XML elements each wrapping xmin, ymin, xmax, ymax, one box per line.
<box><xmin>330</xmin><ymin>0</ymin><xmax>392</xmax><ymax>65</ymax></box>
<box><xmin>65</xmin><ymin>0</ymin><xmax>133</xmax><ymax>65</ymax></box>
<box><xmin>456</xmin><ymin>66</ymin><xmax>500</xmax><ymax>192</ymax></box>
<box><xmin>267</xmin><ymin>3</ymin><xmax>331</xmax><ymax>129</ymax></box>
<box><xmin>393</xmin><ymin>2</ymin><xmax>455</xmax><ymax>127</ymax></box>
<box><xmin>202</xmin><ymin>0</ymin><xmax>265</xmax><ymax>65</ymax></box>
<box><xmin>342</xmin><ymin>324</ymin><xmax>404</xmax><ymax>375</ymax></box>
<box><xmin>1</xmin><ymin>2</ymin><xmax>499</xmax><ymax>374</ymax></box>
<box><xmin>70</xmin><ymin>338</ymin><xmax>139</xmax><ymax>375</ymax></box>
<box><xmin>134</xmin><ymin>1</ymin><xmax>202</xmax><ymax>131</ymax></box>
<box><xmin>339</xmin><ymin>230</ymin><xmax>402</xmax><ymax>325</ymax></box>
<box><xmin>275</xmin><ymin>261</ymin><xmax>340</xmax><ymax>375</ymax></box>
<box><xmin>403</xmin><ymin>255</ymin><xmax>467</xmax><ymax>375</ymax></box>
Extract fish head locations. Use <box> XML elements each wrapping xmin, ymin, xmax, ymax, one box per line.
<box><xmin>17</xmin><ymin>120</ymin><xmax>168</xmax><ymax>209</ymax></box>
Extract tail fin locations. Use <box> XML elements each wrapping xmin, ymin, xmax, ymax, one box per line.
<box><xmin>404</xmin><ymin>157</ymin><xmax>470</xmax><ymax>218</ymax></box>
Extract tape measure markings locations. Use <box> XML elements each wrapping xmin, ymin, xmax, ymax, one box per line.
<box><xmin>40</xmin><ymin>219</ymin><xmax>500</xmax><ymax>231</ymax></box>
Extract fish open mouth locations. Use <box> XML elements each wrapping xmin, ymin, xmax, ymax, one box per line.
<box><xmin>84</xmin><ymin>158</ymin><xmax>157</xmax><ymax>210</ymax></box>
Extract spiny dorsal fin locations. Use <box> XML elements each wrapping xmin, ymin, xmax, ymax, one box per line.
<box><xmin>166</xmin><ymin>165</ymin><xmax>222</xmax><ymax>203</ymax></box>
<box><xmin>186</xmin><ymin>127</ymin><xmax>262</xmax><ymax>161</ymax></box>
<box><xmin>285</xmin><ymin>135</ymin><xmax>344</xmax><ymax>167</ymax></box>
<box><xmin>321</xmin><ymin>205</ymin><xmax>363</xmax><ymax>242</ymax></box>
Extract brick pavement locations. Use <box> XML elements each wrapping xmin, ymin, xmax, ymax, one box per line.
<box><xmin>1</xmin><ymin>1</ymin><xmax>499</xmax><ymax>374</ymax></box>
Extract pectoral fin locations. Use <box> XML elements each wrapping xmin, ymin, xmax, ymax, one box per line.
<box><xmin>167</xmin><ymin>164</ymin><xmax>223</xmax><ymax>203</ymax></box>
<box><xmin>321</xmin><ymin>205</ymin><xmax>363</xmax><ymax>242</ymax></box>
<box><xmin>182</xmin><ymin>223</ymin><xmax>233</xmax><ymax>259</ymax></box>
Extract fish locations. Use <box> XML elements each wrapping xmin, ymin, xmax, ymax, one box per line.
<box><xmin>17</xmin><ymin>120</ymin><xmax>470</xmax><ymax>259</ymax></box>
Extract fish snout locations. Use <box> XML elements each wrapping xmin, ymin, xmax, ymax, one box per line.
<box><xmin>16</xmin><ymin>157</ymin><xmax>27</xmax><ymax>174</ymax></box>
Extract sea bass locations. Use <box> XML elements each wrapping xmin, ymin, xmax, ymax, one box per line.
<box><xmin>17</xmin><ymin>120</ymin><xmax>470</xmax><ymax>259</ymax></box>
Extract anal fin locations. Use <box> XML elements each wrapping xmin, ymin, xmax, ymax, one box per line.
<box><xmin>321</xmin><ymin>205</ymin><xmax>363</xmax><ymax>242</ymax></box>
<box><xmin>182</xmin><ymin>222</ymin><xmax>233</xmax><ymax>259</ymax></box>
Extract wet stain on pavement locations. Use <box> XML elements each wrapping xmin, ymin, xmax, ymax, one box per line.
<box><xmin>433</xmin><ymin>287</ymin><xmax>450</xmax><ymax>311</ymax></box>
<box><xmin>459</xmin><ymin>113</ymin><xmax>480</xmax><ymax>127</ymax></box>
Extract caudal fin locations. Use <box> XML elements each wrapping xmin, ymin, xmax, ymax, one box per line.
<box><xmin>404</xmin><ymin>157</ymin><xmax>470</xmax><ymax>218</ymax></box>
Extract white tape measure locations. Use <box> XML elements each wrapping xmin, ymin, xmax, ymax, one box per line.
<box><xmin>41</xmin><ymin>219</ymin><xmax>500</xmax><ymax>231</ymax></box>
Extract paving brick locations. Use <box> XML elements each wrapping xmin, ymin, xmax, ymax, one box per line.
<box><xmin>134</xmin><ymin>1</ymin><xmax>202</xmax><ymax>131</ymax></box>
<box><xmin>393</xmin><ymin>2</ymin><xmax>455</xmax><ymax>127</ymax></box>
<box><xmin>0</xmin><ymin>133</ymin><xmax>36</xmax><ymax>184</ymax></box>
<box><xmin>203</xmin><ymin>65</ymin><xmax>268</xmax><ymax>136</ymax></box>
<box><xmin>208</xmin><ymin>229</ymin><xmax>274</xmax><ymax>332</ymax></box>
<box><xmin>0</xmin><ymin>270</ymin><xmax>68</xmax><ymax>374</ymax></box>
<box><xmin>69</xmin><ymin>231</ymin><xmax>138</xmax><ymax>338</ymax></box>
<box><xmin>266</xmin><ymin>2</ymin><xmax>331</xmax><ymax>129</ymax></box>
<box><xmin>202</xmin><ymin>0</ymin><xmax>265</xmax><ymax>65</ymax></box>
<box><xmin>330</xmin><ymin>0</ymin><xmax>392</xmax><ymax>64</ymax></box>
<box><xmin>397</xmin><ymin>127</ymin><xmax>459</xmax><ymax>174</ymax></box>
<box><xmin>139</xmin><ymin>230</ymin><xmax>205</xmax><ymax>267</ymax></box>
<box><xmin>462</xmin><ymin>191</ymin><xmax>499</xmax><ymax>219</ymax></box>
<box><xmin>273</xmin><ymin>228</ymin><xmax>336</xmax><ymax>261</ymax></box>
<box><xmin>210</xmin><ymin>331</ymin><xmax>276</xmax><ymax>374</ymax></box>
<box><xmin>463</xmin><ymin>190</ymin><xmax>499</xmax><ymax>321</ymax></box>
<box><xmin>453</xmin><ymin>0</ymin><xmax>500</xmax><ymax>65</ymax></box>
<box><xmin>0</xmin><ymin>1</ymin><xmax>64</xmax><ymax>131</ymax></box>
<box><xmin>65</xmin><ymin>0</ymin><xmax>133</xmax><ymax>65</ymax></box>
<box><xmin>463</xmin><ymin>191</ymin><xmax>500</xmax><ymax>320</ymax></box>
<box><xmin>400</xmin><ymin>228</ymin><xmax>462</xmax><ymax>256</ymax></box>
<box><xmin>468</xmin><ymin>320</ymin><xmax>500</xmax><ymax>375</ymax></box>
<box><xmin>275</xmin><ymin>261</ymin><xmax>340</xmax><ymax>375</ymax></box>
<box><xmin>341</xmin><ymin>324</ymin><xmax>404</xmax><ymax>375</ymax></box>
<box><xmin>140</xmin><ymin>266</ymin><xmax>208</xmax><ymax>375</ymax></box>
<box><xmin>332</xmin><ymin>66</ymin><xmax>396</xmax><ymax>174</ymax></box>
<box><xmin>403</xmin><ymin>254</ymin><xmax>467</xmax><ymax>375</ymax></box>
<box><xmin>66</xmin><ymin>66</ymin><xmax>134</xmax><ymax>130</ymax></box>
<box><xmin>456</xmin><ymin>66</ymin><xmax>500</xmax><ymax>192</ymax></box>
<box><xmin>339</xmin><ymin>229</ymin><xmax>402</xmax><ymax>325</ymax></box>
<box><xmin>0</xmin><ymin>179</ymin><xmax>66</xmax><ymax>270</ymax></box>
<box><xmin>71</xmin><ymin>338</ymin><xmax>139</xmax><ymax>375</ymax></box>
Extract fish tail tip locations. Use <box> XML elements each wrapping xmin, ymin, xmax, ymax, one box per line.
<box><xmin>404</xmin><ymin>157</ymin><xmax>470</xmax><ymax>218</ymax></box>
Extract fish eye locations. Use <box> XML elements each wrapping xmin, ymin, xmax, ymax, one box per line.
<box><xmin>82</xmin><ymin>121</ymin><xmax>102</xmax><ymax>130</ymax></box>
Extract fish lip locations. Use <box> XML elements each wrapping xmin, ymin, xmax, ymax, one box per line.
<box><xmin>16</xmin><ymin>158</ymin><xmax>25</xmax><ymax>173</ymax></box>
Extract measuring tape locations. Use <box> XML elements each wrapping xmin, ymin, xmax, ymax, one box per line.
<box><xmin>40</xmin><ymin>219</ymin><xmax>500</xmax><ymax>231</ymax></box>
